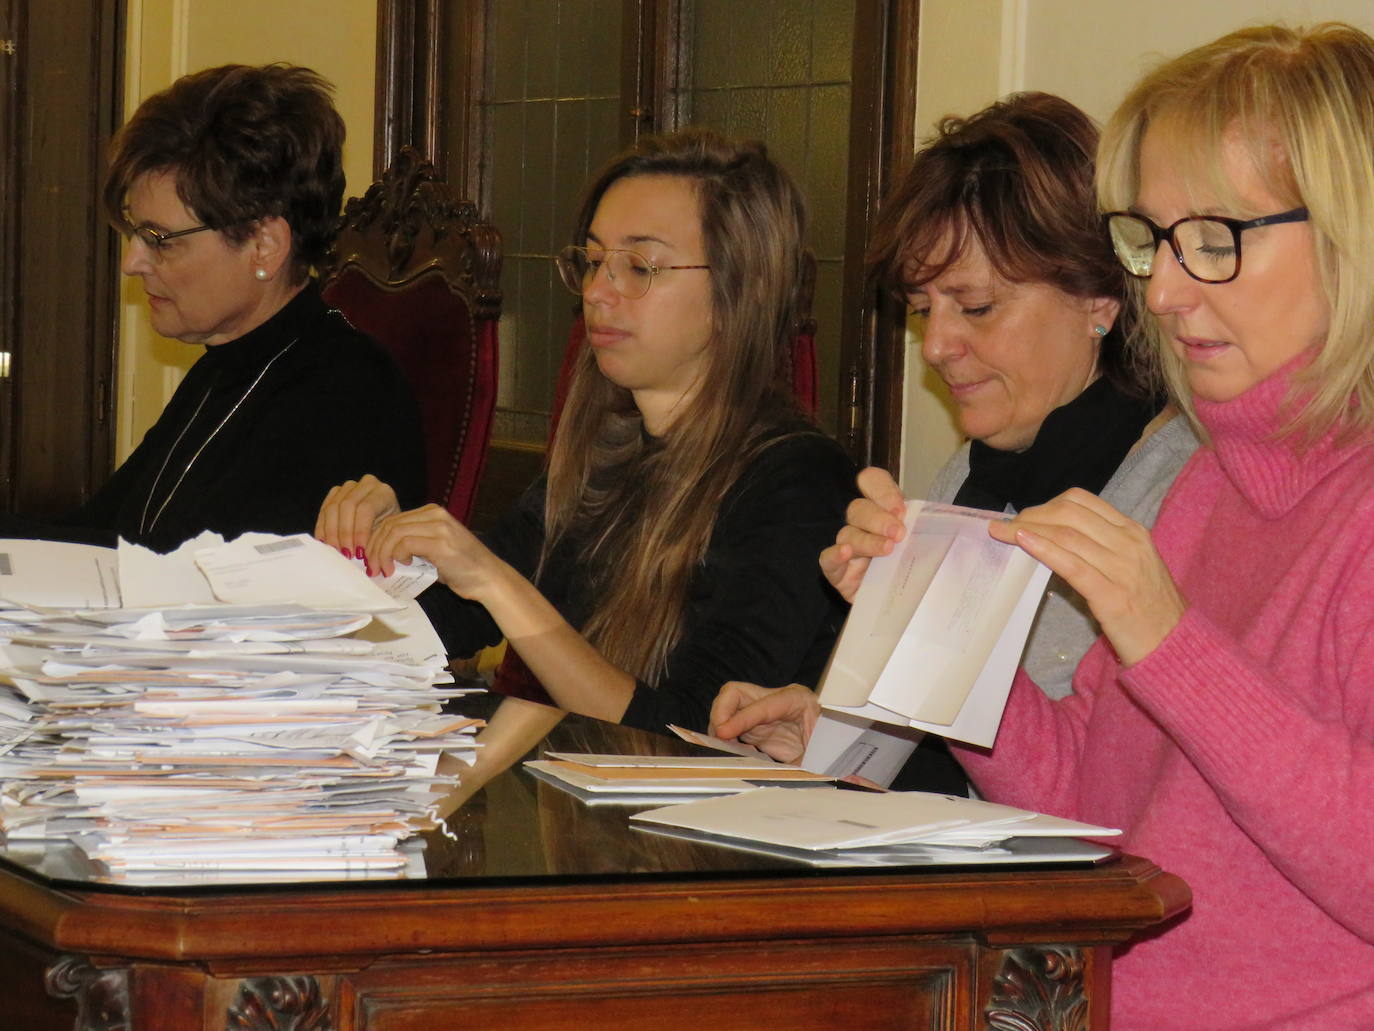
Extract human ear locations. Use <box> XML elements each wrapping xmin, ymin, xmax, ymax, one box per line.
<box><xmin>247</xmin><ymin>216</ymin><xmax>294</xmax><ymax>281</ymax></box>
<box><xmin>1086</xmin><ymin>295</ymin><xmax>1122</xmax><ymax>336</ymax></box>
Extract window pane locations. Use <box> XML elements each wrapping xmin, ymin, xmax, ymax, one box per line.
<box><xmin>678</xmin><ymin>0</ymin><xmax>856</xmax><ymax>436</ymax></box>
<box><xmin>481</xmin><ymin>0</ymin><xmax>624</xmax><ymax>445</ymax></box>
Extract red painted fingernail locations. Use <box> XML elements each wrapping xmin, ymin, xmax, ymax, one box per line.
<box><xmin>364</xmin><ymin>563</ymin><xmax>373</xmax><ymax>577</ymax></box>
<box><xmin>342</xmin><ymin>547</ymin><xmax>353</xmax><ymax>560</ymax></box>
<box><xmin>358</xmin><ymin>547</ymin><xmax>368</xmax><ymax>562</ymax></box>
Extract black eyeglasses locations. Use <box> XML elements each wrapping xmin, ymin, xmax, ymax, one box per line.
<box><xmin>1104</xmin><ymin>206</ymin><xmax>1309</xmax><ymax>284</ymax></box>
<box><xmin>121</xmin><ymin>221</ymin><xmax>214</xmax><ymax>261</ymax></box>
<box><xmin>554</xmin><ymin>245</ymin><xmax>709</xmax><ymax>299</ymax></box>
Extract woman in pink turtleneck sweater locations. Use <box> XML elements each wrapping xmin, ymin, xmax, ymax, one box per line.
<box><xmin>713</xmin><ymin>22</ymin><xmax>1374</xmax><ymax>1030</ymax></box>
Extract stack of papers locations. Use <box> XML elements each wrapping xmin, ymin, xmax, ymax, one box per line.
<box><xmin>0</xmin><ymin>533</ymin><xmax>483</xmax><ymax>882</ymax></box>
<box><xmin>630</xmin><ymin>787</ymin><xmax>1120</xmax><ymax>867</ymax></box>
<box><xmin>525</xmin><ymin>752</ymin><xmax>831</xmax><ymax>805</ymax></box>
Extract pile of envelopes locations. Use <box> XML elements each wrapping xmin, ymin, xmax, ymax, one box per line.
<box><xmin>0</xmin><ymin>532</ymin><xmax>481</xmax><ymax>881</ymax></box>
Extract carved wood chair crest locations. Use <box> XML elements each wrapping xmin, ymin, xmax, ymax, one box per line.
<box><xmin>327</xmin><ymin>145</ymin><xmax>501</xmax><ymax>320</ymax></box>
<box><xmin>321</xmin><ymin>147</ymin><xmax>502</xmax><ymax>523</ymax></box>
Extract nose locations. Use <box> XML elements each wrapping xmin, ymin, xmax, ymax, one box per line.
<box><xmin>1143</xmin><ymin>239</ymin><xmax>1197</xmax><ymax>317</ymax></box>
<box><xmin>919</xmin><ymin>308</ymin><xmax>964</xmax><ymax>368</ymax></box>
<box><xmin>121</xmin><ymin>236</ymin><xmax>155</xmax><ymax>277</ymax></box>
<box><xmin>581</xmin><ymin>261</ymin><xmax>620</xmax><ymax>308</ymax></box>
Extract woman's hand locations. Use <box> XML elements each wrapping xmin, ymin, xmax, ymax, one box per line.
<box><xmin>818</xmin><ymin>466</ymin><xmax>908</xmax><ymax>603</ymax></box>
<box><xmin>709</xmin><ymin>682</ymin><xmax>821</xmax><ymax>764</ymax></box>
<box><xmin>988</xmin><ymin>487</ymin><xmax>1187</xmax><ymax>666</ymax></box>
<box><xmin>315</xmin><ymin>475</ymin><xmax>400</xmax><ymax>565</ymax></box>
<box><xmin>366</xmin><ymin>503</ymin><xmax>507</xmax><ymax>599</ymax></box>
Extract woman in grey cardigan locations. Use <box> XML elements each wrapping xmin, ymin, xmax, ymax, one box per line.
<box><xmin>711</xmin><ymin>93</ymin><xmax>1198</xmax><ymax>781</ymax></box>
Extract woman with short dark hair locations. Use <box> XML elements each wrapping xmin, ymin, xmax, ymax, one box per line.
<box><xmin>712</xmin><ymin>93</ymin><xmax>1200</xmax><ymax>791</ymax></box>
<box><xmin>59</xmin><ymin>63</ymin><xmax>424</xmax><ymax>551</ymax></box>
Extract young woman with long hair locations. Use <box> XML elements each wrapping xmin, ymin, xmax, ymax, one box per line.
<box><xmin>317</xmin><ymin>128</ymin><xmax>854</xmax><ymax>743</ymax></box>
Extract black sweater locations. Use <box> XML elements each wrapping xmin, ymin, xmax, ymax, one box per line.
<box><xmin>420</xmin><ymin>428</ymin><xmax>858</xmax><ymax>733</ymax></box>
<box><xmin>53</xmin><ymin>283</ymin><xmax>425</xmax><ymax>552</ymax></box>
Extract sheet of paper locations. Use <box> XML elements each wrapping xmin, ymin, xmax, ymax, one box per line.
<box><xmin>194</xmin><ymin>533</ymin><xmax>401</xmax><ymax>613</ymax></box>
<box><xmin>631</xmin><ymin>786</ymin><xmax>1120</xmax><ymax>851</ymax></box>
<box><xmin>668</xmin><ymin>725</ymin><xmax>773</xmax><ymax>760</ymax></box>
<box><xmin>868</xmin><ymin>522</ymin><xmax>1040</xmax><ymax>724</ymax></box>
<box><xmin>118</xmin><ymin>532</ymin><xmax>223</xmax><ymax>608</ymax></box>
<box><xmin>634</xmin><ymin>824</ymin><xmax>1116</xmax><ymax>868</ymax></box>
<box><xmin>826</xmin><ymin>561</ymin><xmax>1051</xmax><ymax>748</ymax></box>
<box><xmin>800</xmin><ymin>711</ymin><xmax>919</xmax><ymax>785</ymax></box>
<box><xmin>0</xmin><ymin>539</ymin><xmax>120</xmax><ymax>609</ymax></box>
<box><xmin>816</xmin><ymin>502</ymin><xmax>1051</xmax><ymax>748</ymax></box>
<box><xmin>544</xmin><ymin>752</ymin><xmax>789</xmax><ymax>772</ymax></box>
<box><xmin>353</xmin><ymin>599</ymin><xmax>447</xmax><ymax>669</ymax></box>
<box><xmin>524</xmin><ymin>760</ymin><xmax>756</xmax><ymax>796</ymax></box>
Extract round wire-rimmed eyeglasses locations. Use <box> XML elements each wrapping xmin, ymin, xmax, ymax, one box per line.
<box><xmin>554</xmin><ymin>245</ymin><xmax>710</xmax><ymax>299</ymax></box>
<box><xmin>1103</xmin><ymin>206</ymin><xmax>1309</xmax><ymax>284</ymax></box>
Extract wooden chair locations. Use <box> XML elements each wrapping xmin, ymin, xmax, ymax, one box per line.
<box><xmin>321</xmin><ymin>147</ymin><xmax>501</xmax><ymax>523</ymax></box>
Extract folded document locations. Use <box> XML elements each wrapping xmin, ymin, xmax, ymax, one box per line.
<box><xmin>631</xmin><ymin>786</ymin><xmax>1119</xmax><ymax>866</ymax></box>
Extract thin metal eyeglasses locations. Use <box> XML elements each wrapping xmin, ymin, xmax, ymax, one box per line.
<box><xmin>554</xmin><ymin>245</ymin><xmax>709</xmax><ymax>300</ymax></box>
<box><xmin>1103</xmin><ymin>207</ymin><xmax>1309</xmax><ymax>284</ymax></box>
<box><xmin>120</xmin><ymin>221</ymin><xmax>215</xmax><ymax>260</ymax></box>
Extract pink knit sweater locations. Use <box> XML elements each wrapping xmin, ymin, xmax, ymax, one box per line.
<box><xmin>957</xmin><ymin>367</ymin><xmax>1374</xmax><ymax>1029</ymax></box>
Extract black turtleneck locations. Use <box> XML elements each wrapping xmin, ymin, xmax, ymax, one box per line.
<box><xmin>953</xmin><ymin>376</ymin><xmax>1160</xmax><ymax>514</ymax></box>
<box><xmin>52</xmin><ymin>282</ymin><xmax>425</xmax><ymax>552</ymax></box>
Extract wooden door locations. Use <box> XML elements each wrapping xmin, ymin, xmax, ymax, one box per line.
<box><xmin>0</xmin><ymin>0</ymin><xmax>122</xmax><ymax>515</ymax></box>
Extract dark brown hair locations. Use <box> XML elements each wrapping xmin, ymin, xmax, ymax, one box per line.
<box><xmin>868</xmin><ymin>91</ymin><xmax>1147</xmax><ymax>396</ymax></box>
<box><xmin>545</xmin><ymin>128</ymin><xmax>809</xmax><ymax>681</ymax></box>
<box><xmin>101</xmin><ymin>63</ymin><xmax>345</xmax><ymax>281</ymax></box>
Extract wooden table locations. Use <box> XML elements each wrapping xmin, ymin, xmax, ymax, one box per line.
<box><xmin>0</xmin><ymin>707</ymin><xmax>1189</xmax><ymax>1030</ymax></box>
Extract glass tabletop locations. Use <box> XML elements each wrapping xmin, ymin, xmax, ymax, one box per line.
<box><xmin>0</xmin><ymin>692</ymin><xmax>1116</xmax><ymax>895</ymax></box>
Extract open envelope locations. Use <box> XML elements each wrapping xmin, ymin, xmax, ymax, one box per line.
<box><xmin>813</xmin><ymin>502</ymin><xmax>1051</xmax><ymax>749</ymax></box>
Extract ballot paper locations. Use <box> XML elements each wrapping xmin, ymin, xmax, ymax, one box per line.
<box><xmin>195</xmin><ymin>533</ymin><xmax>406</xmax><ymax>613</ymax></box>
<box><xmin>525</xmin><ymin>753</ymin><xmax>831</xmax><ymax>804</ymax></box>
<box><xmin>119</xmin><ymin>533</ymin><xmax>224</xmax><ymax>608</ymax></box>
<box><xmin>0</xmin><ymin>532</ymin><xmax>481</xmax><ymax>883</ymax></box>
<box><xmin>0</xmin><ymin>539</ymin><xmax>120</xmax><ymax>609</ymax></box>
<box><xmin>812</xmin><ymin>502</ymin><xmax>1052</xmax><ymax>750</ymax></box>
<box><xmin>630</xmin><ymin>786</ymin><xmax>1119</xmax><ymax>867</ymax></box>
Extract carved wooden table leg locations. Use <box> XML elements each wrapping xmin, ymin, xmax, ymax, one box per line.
<box><xmin>225</xmin><ymin>975</ymin><xmax>333</xmax><ymax>1031</ymax></box>
<box><xmin>984</xmin><ymin>946</ymin><xmax>1097</xmax><ymax>1031</ymax></box>
<box><xmin>44</xmin><ymin>955</ymin><xmax>131</xmax><ymax>1031</ymax></box>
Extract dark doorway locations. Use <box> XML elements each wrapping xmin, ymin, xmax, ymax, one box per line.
<box><xmin>0</xmin><ymin>0</ymin><xmax>123</xmax><ymax>515</ymax></box>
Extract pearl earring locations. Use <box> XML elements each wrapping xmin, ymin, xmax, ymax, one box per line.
<box><xmin>254</xmin><ymin>268</ymin><xmax>268</xmax><ymax>281</ymax></box>
<box><xmin>1093</xmin><ymin>324</ymin><xmax>1108</xmax><ymax>338</ymax></box>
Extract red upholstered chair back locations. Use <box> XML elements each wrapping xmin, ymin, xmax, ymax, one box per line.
<box><xmin>321</xmin><ymin>147</ymin><xmax>501</xmax><ymax>523</ymax></box>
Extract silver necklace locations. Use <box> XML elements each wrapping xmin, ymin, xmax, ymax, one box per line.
<box><xmin>138</xmin><ymin>337</ymin><xmax>299</xmax><ymax>536</ymax></box>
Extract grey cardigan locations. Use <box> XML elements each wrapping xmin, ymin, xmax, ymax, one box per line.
<box><xmin>927</xmin><ymin>414</ymin><xmax>1200</xmax><ymax>699</ymax></box>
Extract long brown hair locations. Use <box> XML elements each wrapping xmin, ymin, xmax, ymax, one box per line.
<box><xmin>543</xmin><ymin>129</ymin><xmax>809</xmax><ymax>681</ymax></box>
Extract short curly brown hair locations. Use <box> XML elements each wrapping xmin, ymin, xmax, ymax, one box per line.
<box><xmin>102</xmin><ymin>63</ymin><xmax>345</xmax><ymax>282</ymax></box>
<box><xmin>868</xmin><ymin>91</ymin><xmax>1149</xmax><ymax>398</ymax></box>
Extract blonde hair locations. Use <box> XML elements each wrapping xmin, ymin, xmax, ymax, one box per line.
<box><xmin>1098</xmin><ymin>22</ymin><xmax>1374</xmax><ymax>440</ymax></box>
<box><xmin>543</xmin><ymin>129</ymin><xmax>809</xmax><ymax>682</ymax></box>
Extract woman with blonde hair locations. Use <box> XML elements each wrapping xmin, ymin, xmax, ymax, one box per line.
<box><xmin>318</xmin><ymin>128</ymin><xmax>854</xmax><ymax>738</ymax></box>
<box><xmin>717</xmin><ymin>22</ymin><xmax>1374</xmax><ymax>1027</ymax></box>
